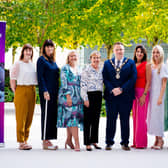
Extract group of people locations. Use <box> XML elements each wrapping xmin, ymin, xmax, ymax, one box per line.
<box><xmin>9</xmin><ymin>40</ymin><xmax>168</xmax><ymax>151</ymax></box>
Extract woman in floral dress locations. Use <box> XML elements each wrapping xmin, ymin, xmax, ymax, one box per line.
<box><xmin>57</xmin><ymin>51</ymin><xmax>83</xmax><ymax>151</ymax></box>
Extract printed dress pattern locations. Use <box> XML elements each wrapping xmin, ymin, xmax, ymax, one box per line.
<box><xmin>57</xmin><ymin>64</ymin><xmax>83</xmax><ymax>130</ymax></box>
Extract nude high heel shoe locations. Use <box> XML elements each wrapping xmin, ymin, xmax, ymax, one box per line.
<box><xmin>65</xmin><ymin>141</ymin><xmax>75</xmax><ymax>149</ymax></box>
<box><xmin>74</xmin><ymin>142</ymin><xmax>80</xmax><ymax>151</ymax></box>
<box><xmin>153</xmin><ymin>139</ymin><xmax>164</xmax><ymax>150</ymax></box>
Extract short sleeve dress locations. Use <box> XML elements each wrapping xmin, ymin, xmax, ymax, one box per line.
<box><xmin>147</xmin><ymin>64</ymin><xmax>168</xmax><ymax>137</ymax></box>
<box><xmin>57</xmin><ymin>64</ymin><xmax>83</xmax><ymax>130</ymax></box>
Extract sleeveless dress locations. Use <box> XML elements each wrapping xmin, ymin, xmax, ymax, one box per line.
<box><xmin>132</xmin><ymin>61</ymin><xmax>149</xmax><ymax>148</ymax></box>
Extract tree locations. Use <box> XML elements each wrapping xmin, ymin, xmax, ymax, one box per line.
<box><xmin>82</xmin><ymin>0</ymin><xmax>139</xmax><ymax>59</ymax></box>
<box><xmin>0</xmin><ymin>0</ymin><xmax>66</xmax><ymax>52</ymax></box>
<box><xmin>50</xmin><ymin>0</ymin><xmax>98</xmax><ymax>49</ymax></box>
<box><xmin>1</xmin><ymin>0</ymin><xmax>168</xmax><ymax>61</ymax></box>
<box><xmin>125</xmin><ymin>0</ymin><xmax>168</xmax><ymax>46</ymax></box>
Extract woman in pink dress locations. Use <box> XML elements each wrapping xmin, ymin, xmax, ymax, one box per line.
<box><xmin>132</xmin><ymin>45</ymin><xmax>151</xmax><ymax>149</ymax></box>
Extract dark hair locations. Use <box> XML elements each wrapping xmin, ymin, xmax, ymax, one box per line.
<box><xmin>133</xmin><ymin>44</ymin><xmax>147</xmax><ymax>63</ymax></box>
<box><xmin>113</xmin><ymin>42</ymin><xmax>124</xmax><ymax>48</ymax></box>
<box><xmin>41</xmin><ymin>39</ymin><xmax>55</xmax><ymax>62</ymax></box>
<box><xmin>19</xmin><ymin>44</ymin><xmax>33</xmax><ymax>61</ymax></box>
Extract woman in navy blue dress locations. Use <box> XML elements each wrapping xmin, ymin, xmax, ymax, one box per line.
<box><xmin>37</xmin><ymin>40</ymin><xmax>59</xmax><ymax>150</ymax></box>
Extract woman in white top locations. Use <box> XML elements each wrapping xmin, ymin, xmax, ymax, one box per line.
<box><xmin>147</xmin><ymin>45</ymin><xmax>168</xmax><ymax>150</ymax></box>
<box><xmin>10</xmin><ymin>44</ymin><xmax>37</xmax><ymax>150</ymax></box>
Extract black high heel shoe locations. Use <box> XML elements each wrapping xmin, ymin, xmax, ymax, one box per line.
<box><xmin>92</xmin><ymin>143</ymin><xmax>102</xmax><ymax>149</ymax></box>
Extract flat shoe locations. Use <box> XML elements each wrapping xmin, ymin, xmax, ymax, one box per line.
<box><xmin>105</xmin><ymin>144</ymin><xmax>112</xmax><ymax>150</ymax></box>
<box><xmin>121</xmin><ymin>144</ymin><xmax>130</xmax><ymax>151</ymax></box>
<box><xmin>19</xmin><ymin>144</ymin><xmax>32</xmax><ymax>150</ymax></box>
<box><xmin>43</xmin><ymin>145</ymin><xmax>58</xmax><ymax>150</ymax></box>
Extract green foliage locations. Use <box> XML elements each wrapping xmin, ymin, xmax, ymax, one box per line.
<box><xmin>1</xmin><ymin>0</ymin><xmax>168</xmax><ymax>56</ymax></box>
<box><xmin>125</xmin><ymin>0</ymin><xmax>168</xmax><ymax>46</ymax></box>
<box><xmin>35</xmin><ymin>87</ymin><xmax>40</xmax><ymax>104</ymax></box>
<box><xmin>5</xmin><ymin>75</ymin><xmax>14</xmax><ymax>102</ymax></box>
<box><xmin>101</xmin><ymin>98</ymin><xmax>106</xmax><ymax>117</ymax></box>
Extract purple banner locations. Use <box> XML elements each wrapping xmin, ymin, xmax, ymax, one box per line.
<box><xmin>0</xmin><ymin>21</ymin><xmax>6</xmax><ymax>145</ymax></box>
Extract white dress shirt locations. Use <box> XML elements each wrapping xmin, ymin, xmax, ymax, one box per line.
<box><xmin>115</xmin><ymin>57</ymin><xmax>124</xmax><ymax>67</ymax></box>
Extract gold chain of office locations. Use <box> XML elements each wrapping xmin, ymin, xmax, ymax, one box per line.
<box><xmin>109</xmin><ymin>58</ymin><xmax>129</xmax><ymax>79</ymax></box>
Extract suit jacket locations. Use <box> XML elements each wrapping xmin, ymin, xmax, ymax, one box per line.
<box><xmin>102</xmin><ymin>57</ymin><xmax>137</xmax><ymax>102</ymax></box>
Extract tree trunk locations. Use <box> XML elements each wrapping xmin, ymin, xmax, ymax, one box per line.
<box><xmin>12</xmin><ymin>47</ymin><xmax>17</xmax><ymax>64</ymax></box>
<box><xmin>73</xmin><ymin>41</ymin><xmax>78</xmax><ymax>49</ymax></box>
<box><xmin>152</xmin><ymin>36</ymin><xmax>159</xmax><ymax>46</ymax></box>
<box><xmin>106</xmin><ymin>44</ymin><xmax>113</xmax><ymax>59</ymax></box>
<box><xmin>39</xmin><ymin>46</ymin><xmax>42</xmax><ymax>56</ymax></box>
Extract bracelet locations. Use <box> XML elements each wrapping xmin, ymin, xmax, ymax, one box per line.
<box><xmin>143</xmin><ymin>92</ymin><xmax>147</xmax><ymax>96</ymax></box>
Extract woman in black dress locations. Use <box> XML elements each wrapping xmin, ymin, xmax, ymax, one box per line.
<box><xmin>37</xmin><ymin>40</ymin><xmax>59</xmax><ymax>150</ymax></box>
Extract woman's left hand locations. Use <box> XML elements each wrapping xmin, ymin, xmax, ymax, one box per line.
<box><xmin>157</xmin><ymin>97</ymin><xmax>162</xmax><ymax>105</ymax></box>
<box><xmin>139</xmin><ymin>95</ymin><xmax>146</xmax><ymax>106</ymax></box>
<box><xmin>84</xmin><ymin>100</ymin><xmax>89</xmax><ymax>107</ymax></box>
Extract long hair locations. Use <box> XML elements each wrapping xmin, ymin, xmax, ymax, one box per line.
<box><xmin>19</xmin><ymin>44</ymin><xmax>33</xmax><ymax>61</ymax></box>
<box><xmin>133</xmin><ymin>44</ymin><xmax>147</xmax><ymax>63</ymax></box>
<box><xmin>41</xmin><ymin>39</ymin><xmax>56</xmax><ymax>62</ymax></box>
<box><xmin>151</xmin><ymin>45</ymin><xmax>164</xmax><ymax>74</ymax></box>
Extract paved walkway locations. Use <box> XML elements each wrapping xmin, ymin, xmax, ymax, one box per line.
<box><xmin>0</xmin><ymin>103</ymin><xmax>168</xmax><ymax>168</ymax></box>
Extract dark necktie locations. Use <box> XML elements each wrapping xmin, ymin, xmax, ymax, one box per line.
<box><xmin>117</xmin><ymin>60</ymin><xmax>120</xmax><ymax>68</ymax></box>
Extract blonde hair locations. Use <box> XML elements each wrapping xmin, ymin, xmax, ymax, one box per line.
<box><xmin>151</xmin><ymin>45</ymin><xmax>164</xmax><ymax>74</ymax></box>
<box><xmin>66</xmin><ymin>50</ymin><xmax>78</xmax><ymax>64</ymax></box>
<box><xmin>90</xmin><ymin>51</ymin><xmax>101</xmax><ymax>59</ymax></box>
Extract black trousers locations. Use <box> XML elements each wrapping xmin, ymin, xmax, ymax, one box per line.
<box><xmin>84</xmin><ymin>91</ymin><xmax>102</xmax><ymax>145</ymax></box>
<box><xmin>40</xmin><ymin>93</ymin><xmax>58</xmax><ymax>140</ymax></box>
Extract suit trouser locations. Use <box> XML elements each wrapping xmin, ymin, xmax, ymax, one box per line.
<box><xmin>14</xmin><ymin>85</ymin><xmax>36</xmax><ymax>143</ymax></box>
<box><xmin>84</xmin><ymin>91</ymin><xmax>102</xmax><ymax>145</ymax></box>
<box><xmin>40</xmin><ymin>93</ymin><xmax>58</xmax><ymax>140</ymax></box>
<box><xmin>105</xmin><ymin>100</ymin><xmax>133</xmax><ymax>145</ymax></box>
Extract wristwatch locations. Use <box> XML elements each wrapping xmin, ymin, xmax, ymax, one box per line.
<box><xmin>119</xmin><ymin>88</ymin><xmax>123</xmax><ymax>92</ymax></box>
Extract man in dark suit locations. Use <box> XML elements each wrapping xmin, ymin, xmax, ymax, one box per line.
<box><xmin>103</xmin><ymin>42</ymin><xmax>137</xmax><ymax>151</ymax></box>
